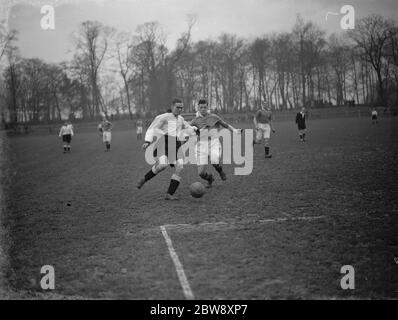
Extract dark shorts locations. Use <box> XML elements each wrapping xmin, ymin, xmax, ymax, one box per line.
<box><xmin>153</xmin><ymin>135</ymin><xmax>183</xmax><ymax>164</ymax></box>
<box><xmin>298</xmin><ymin>124</ymin><xmax>306</xmax><ymax>130</ymax></box>
<box><xmin>62</xmin><ymin>134</ymin><xmax>72</xmax><ymax>143</ymax></box>
<box><xmin>372</xmin><ymin>115</ymin><xmax>377</xmax><ymax>120</ymax></box>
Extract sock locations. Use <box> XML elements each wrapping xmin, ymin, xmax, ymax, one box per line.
<box><xmin>302</xmin><ymin>133</ymin><xmax>306</xmax><ymax>141</ymax></box>
<box><xmin>299</xmin><ymin>134</ymin><xmax>303</xmax><ymax>140</ymax></box>
<box><xmin>213</xmin><ymin>164</ymin><xmax>223</xmax><ymax>174</ymax></box>
<box><xmin>199</xmin><ymin>172</ymin><xmax>212</xmax><ymax>182</ymax></box>
<box><xmin>144</xmin><ymin>166</ymin><xmax>157</xmax><ymax>182</ymax></box>
<box><xmin>265</xmin><ymin>146</ymin><xmax>270</xmax><ymax>155</ymax></box>
<box><xmin>167</xmin><ymin>175</ymin><xmax>180</xmax><ymax>195</ymax></box>
<box><xmin>64</xmin><ymin>146</ymin><xmax>66</xmax><ymax>152</ymax></box>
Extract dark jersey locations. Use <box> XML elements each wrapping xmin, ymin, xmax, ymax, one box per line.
<box><xmin>296</xmin><ymin>112</ymin><xmax>306</xmax><ymax>130</ymax></box>
<box><xmin>255</xmin><ymin>110</ymin><xmax>272</xmax><ymax>124</ymax></box>
<box><xmin>190</xmin><ymin>114</ymin><xmax>223</xmax><ymax>129</ymax></box>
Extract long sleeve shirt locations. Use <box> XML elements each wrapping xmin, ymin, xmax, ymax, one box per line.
<box><xmin>59</xmin><ymin>125</ymin><xmax>74</xmax><ymax>136</ymax></box>
<box><xmin>145</xmin><ymin>112</ymin><xmax>195</xmax><ymax>143</ymax></box>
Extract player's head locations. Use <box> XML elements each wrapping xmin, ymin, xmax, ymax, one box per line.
<box><xmin>198</xmin><ymin>99</ymin><xmax>209</xmax><ymax>117</ymax></box>
<box><xmin>261</xmin><ymin>101</ymin><xmax>270</xmax><ymax>111</ymax></box>
<box><xmin>171</xmin><ymin>98</ymin><xmax>183</xmax><ymax>116</ymax></box>
<box><xmin>301</xmin><ymin>107</ymin><xmax>306</xmax><ymax>113</ymax></box>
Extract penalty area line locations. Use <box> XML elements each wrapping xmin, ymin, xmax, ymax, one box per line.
<box><xmin>160</xmin><ymin>225</ymin><xmax>195</xmax><ymax>300</ymax></box>
<box><xmin>163</xmin><ymin>215</ymin><xmax>327</xmax><ymax>231</ymax></box>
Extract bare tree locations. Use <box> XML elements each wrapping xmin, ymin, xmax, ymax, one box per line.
<box><xmin>73</xmin><ymin>21</ymin><xmax>114</xmax><ymax>118</ymax></box>
<box><xmin>349</xmin><ymin>15</ymin><xmax>395</xmax><ymax>106</ymax></box>
<box><xmin>114</xmin><ymin>31</ymin><xmax>135</xmax><ymax>118</ymax></box>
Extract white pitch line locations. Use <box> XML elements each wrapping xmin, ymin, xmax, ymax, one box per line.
<box><xmin>164</xmin><ymin>215</ymin><xmax>326</xmax><ymax>230</ymax></box>
<box><xmin>160</xmin><ymin>225</ymin><xmax>195</xmax><ymax>300</ymax></box>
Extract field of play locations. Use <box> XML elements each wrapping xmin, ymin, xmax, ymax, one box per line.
<box><xmin>1</xmin><ymin>115</ymin><xmax>397</xmax><ymax>299</ymax></box>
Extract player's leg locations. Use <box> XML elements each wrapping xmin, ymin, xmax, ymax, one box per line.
<box><xmin>196</xmin><ymin>141</ymin><xmax>214</xmax><ymax>188</ymax></box>
<box><xmin>298</xmin><ymin>129</ymin><xmax>303</xmax><ymax>142</ymax></box>
<box><xmin>107</xmin><ymin>133</ymin><xmax>111</xmax><ymax>150</ymax></box>
<box><xmin>198</xmin><ymin>165</ymin><xmax>214</xmax><ymax>188</ymax></box>
<box><xmin>263</xmin><ymin>125</ymin><xmax>272</xmax><ymax>158</ymax></box>
<box><xmin>302</xmin><ymin>129</ymin><xmax>306</xmax><ymax>142</ymax></box>
<box><xmin>137</xmin><ymin>155</ymin><xmax>168</xmax><ymax>189</ymax></box>
<box><xmin>165</xmin><ymin>159</ymin><xmax>184</xmax><ymax>200</ymax></box>
<box><xmin>210</xmin><ymin>140</ymin><xmax>226</xmax><ymax>180</ymax></box>
<box><xmin>253</xmin><ymin>127</ymin><xmax>262</xmax><ymax>145</ymax></box>
<box><xmin>62</xmin><ymin>135</ymin><xmax>67</xmax><ymax>153</ymax></box>
<box><xmin>102</xmin><ymin>132</ymin><xmax>107</xmax><ymax>150</ymax></box>
<box><xmin>67</xmin><ymin>135</ymin><xmax>71</xmax><ymax>152</ymax></box>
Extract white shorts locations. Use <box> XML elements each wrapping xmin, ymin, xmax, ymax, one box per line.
<box><xmin>136</xmin><ymin>127</ymin><xmax>143</xmax><ymax>134</ymax></box>
<box><xmin>256</xmin><ymin>123</ymin><xmax>271</xmax><ymax>140</ymax></box>
<box><xmin>103</xmin><ymin>131</ymin><xmax>112</xmax><ymax>143</ymax></box>
<box><xmin>196</xmin><ymin>139</ymin><xmax>221</xmax><ymax>165</ymax></box>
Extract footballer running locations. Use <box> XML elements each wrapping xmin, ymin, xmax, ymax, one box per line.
<box><xmin>371</xmin><ymin>108</ymin><xmax>378</xmax><ymax>124</ymax></box>
<box><xmin>136</xmin><ymin>98</ymin><xmax>197</xmax><ymax>200</ymax></box>
<box><xmin>295</xmin><ymin>107</ymin><xmax>307</xmax><ymax>142</ymax></box>
<box><xmin>59</xmin><ymin>120</ymin><xmax>74</xmax><ymax>153</ymax></box>
<box><xmin>253</xmin><ymin>101</ymin><xmax>275</xmax><ymax>158</ymax></box>
<box><xmin>190</xmin><ymin>99</ymin><xmax>241</xmax><ymax>188</ymax></box>
<box><xmin>98</xmin><ymin>117</ymin><xmax>113</xmax><ymax>151</ymax></box>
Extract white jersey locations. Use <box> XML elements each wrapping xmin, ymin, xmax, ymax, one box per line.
<box><xmin>145</xmin><ymin>112</ymin><xmax>195</xmax><ymax>143</ymax></box>
<box><xmin>59</xmin><ymin>125</ymin><xmax>74</xmax><ymax>136</ymax></box>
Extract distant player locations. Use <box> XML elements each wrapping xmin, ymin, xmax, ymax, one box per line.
<box><xmin>371</xmin><ymin>109</ymin><xmax>378</xmax><ymax>124</ymax></box>
<box><xmin>136</xmin><ymin>98</ymin><xmax>197</xmax><ymax>200</ymax></box>
<box><xmin>190</xmin><ymin>99</ymin><xmax>241</xmax><ymax>188</ymax></box>
<box><xmin>136</xmin><ymin>119</ymin><xmax>143</xmax><ymax>140</ymax></box>
<box><xmin>98</xmin><ymin>117</ymin><xmax>113</xmax><ymax>151</ymax></box>
<box><xmin>253</xmin><ymin>101</ymin><xmax>275</xmax><ymax>158</ymax></box>
<box><xmin>59</xmin><ymin>121</ymin><xmax>74</xmax><ymax>153</ymax></box>
<box><xmin>295</xmin><ymin>107</ymin><xmax>307</xmax><ymax>142</ymax></box>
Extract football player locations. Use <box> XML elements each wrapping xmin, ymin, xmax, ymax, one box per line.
<box><xmin>371</xmin><ymin>108</ymin><xmax>378</xmax><ymax>124</ymax></box>
<box><xmin>98</xmin><ymin>117</ymin><xmax>113</xmax><ymax>151</ymax></box>
<box><xmin>136</xmin><ymin>118</ymin><xmax>143</xmax><ymax>140</ymax></box>
<box><xmin>59</xmin><ymin>120</ymin><xmax>74</xmax><ymax>153</ymax></box>
<box><xmin>295</xmin><ymin>107</ymin><xmax>307</xmax><ymax>142</ymax></box>
<box><xmin>190</xmin><ymin>99</ymin><xmax>241</xmax><ymax>188</ymax></box>
<box><xmin>136</xmin><ymin>98</ymin><xmax>197</xmax><ymax>200</ymax></box>
<box><xmin>253</xmin><ymin>101</ymin><xmax>275</xmax><ymax>158</ymax></box>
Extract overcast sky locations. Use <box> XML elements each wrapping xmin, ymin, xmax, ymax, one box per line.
<box><xmin>6</xmin><ymin>0</ymin><xmax>398</xmax><ymax>63</ymax></box>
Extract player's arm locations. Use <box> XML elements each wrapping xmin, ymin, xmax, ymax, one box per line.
<box><xmin>218</xmin><ymin>118</ymin><xmax>241</xmax><ymax>134</ymax></box>
<box><xmin>59</xmin><ymin>127</ymin><xmax>63</xmax><ymax>137</ymax></box>
<box><xmin>143</xmin><ymin>115</ymin><xmax>166</xmax><ymax>149</ymax></box>
<box><xmin>254</xmin><ymin>111</ymin><xmax>259</xmax><ymax>128</ymax></box>
<box><xmin>270</xmin><ymin>114</ymin><xmax>275</xmax><ymax>133</ymax></box>
<box><xmin>183</xmin><ymin>119</ymin><xmax>199</xmax><ymax>135</ymax></box>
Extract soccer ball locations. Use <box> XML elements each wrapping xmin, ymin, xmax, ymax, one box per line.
<box><xmin>189</xmin><ymin>182</ymin><xmax>205</xmax><ymax>198</ymax></box>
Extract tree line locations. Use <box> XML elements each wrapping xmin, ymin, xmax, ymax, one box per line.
<box><xmin>0</xmin><ymin>14</ymin><xmax>397</xmax><ymax>126</ymax></box>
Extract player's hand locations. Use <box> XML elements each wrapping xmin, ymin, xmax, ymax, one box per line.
<box><xmin>142</xmin><ymin>142</ymin><xmax>150</xmax><ymax>150</ymax></box>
